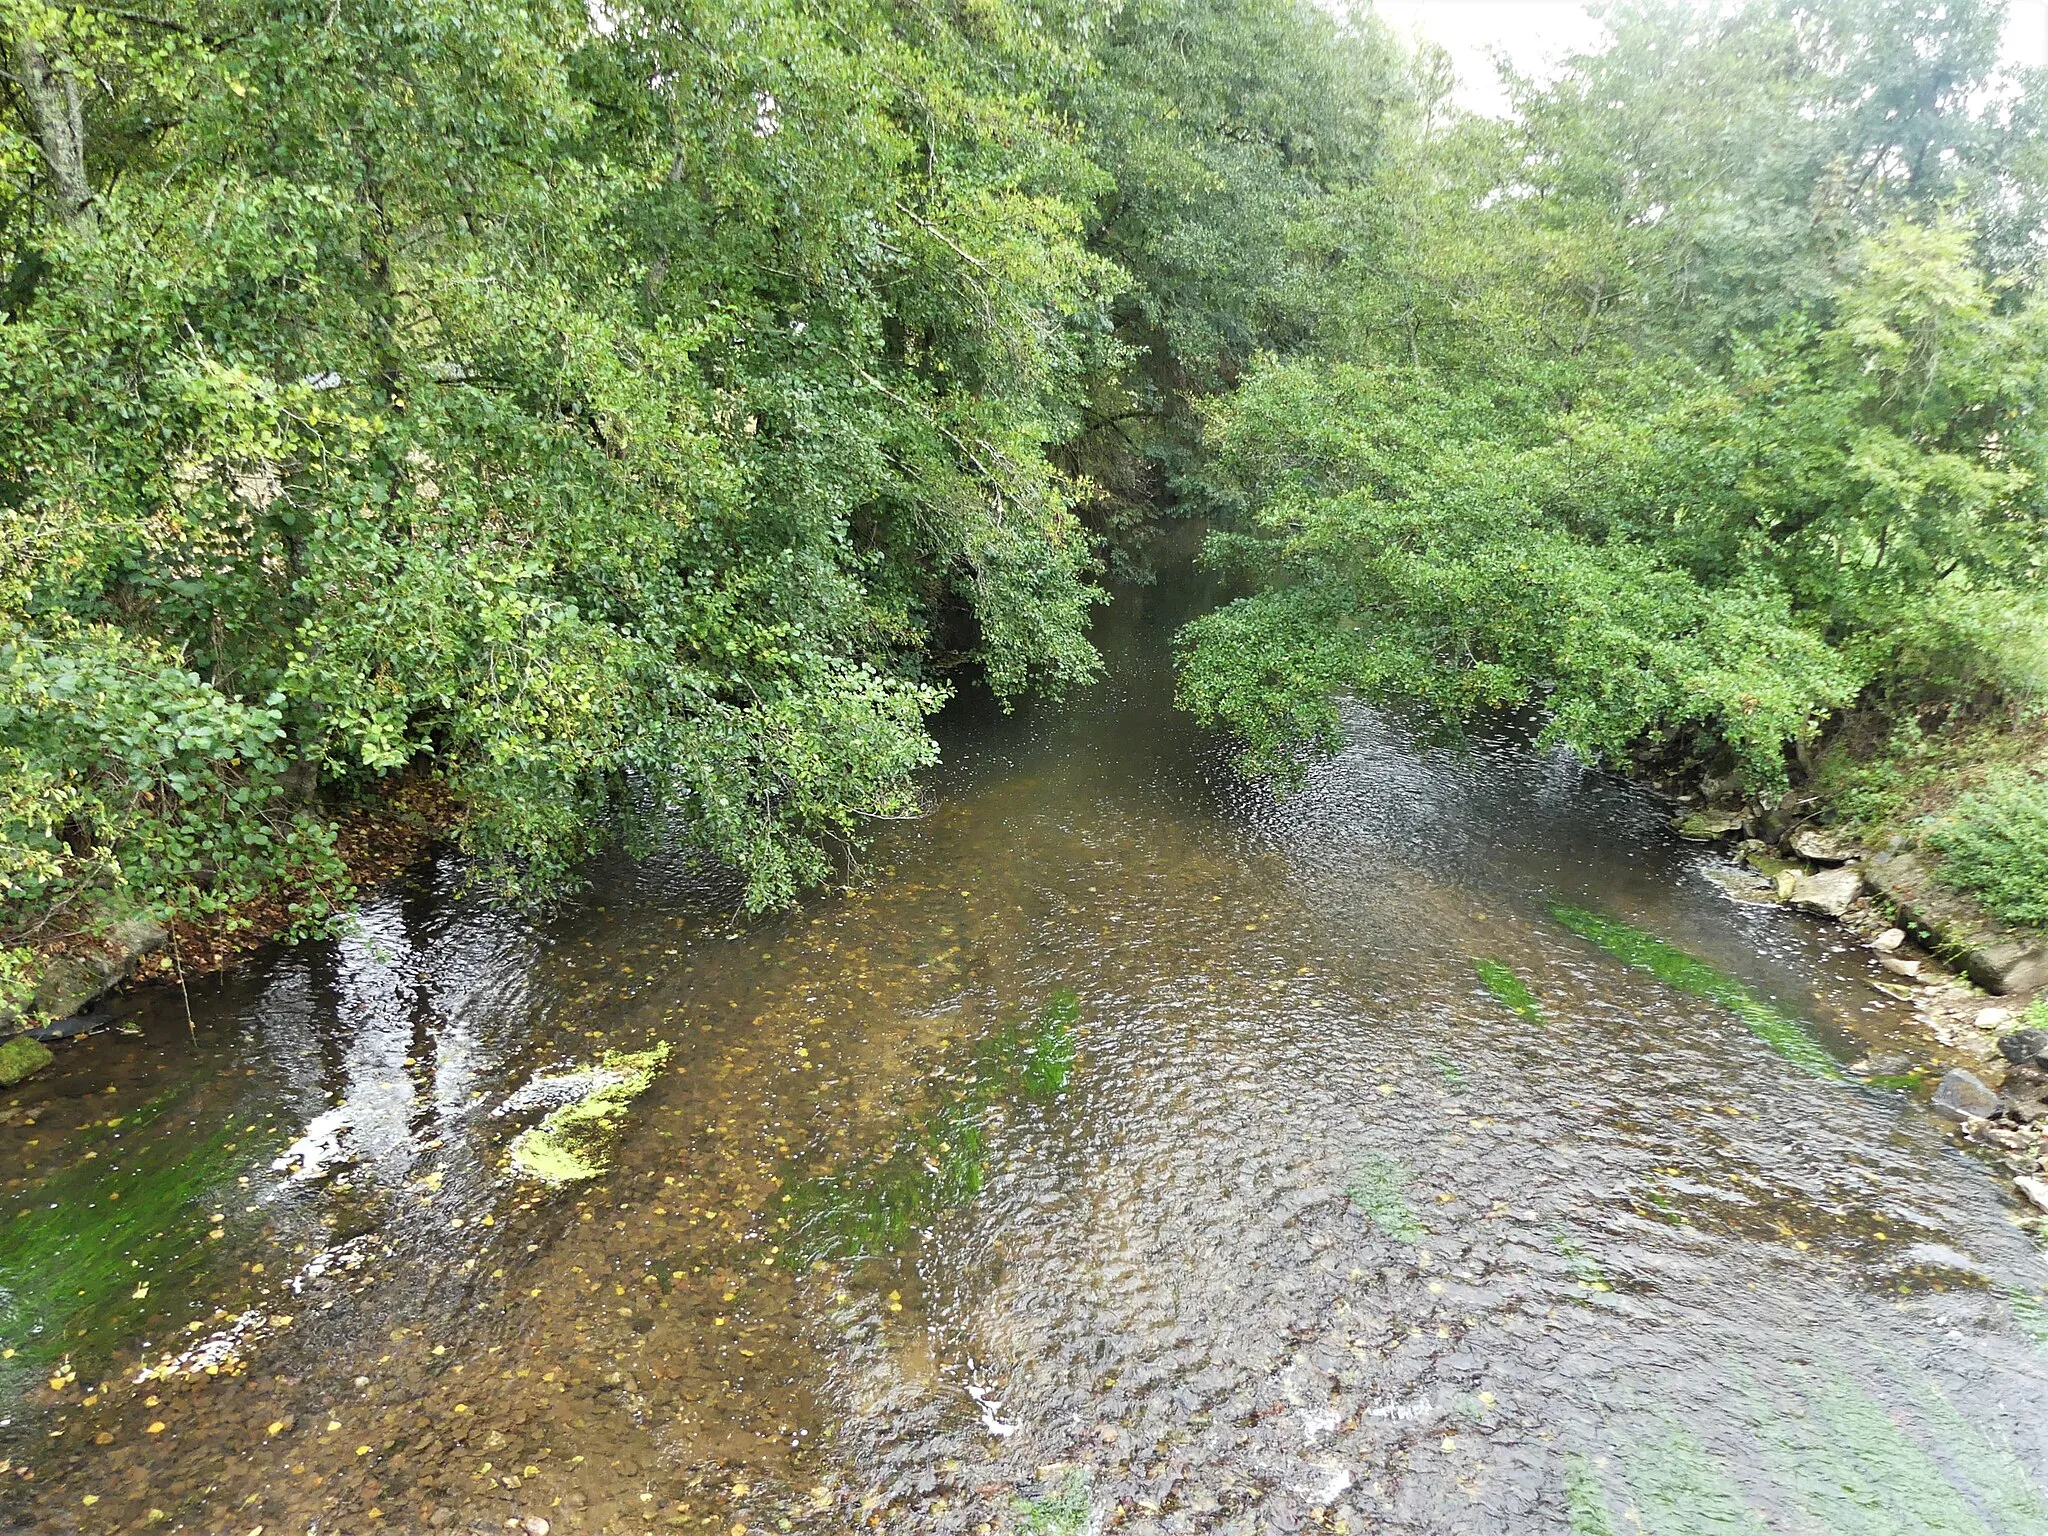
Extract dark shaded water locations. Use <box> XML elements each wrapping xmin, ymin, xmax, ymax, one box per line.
<box><xmin>2</xmin><ymin>564</ymin><xmax>2045</xmax><ymax>1535</ymax></box>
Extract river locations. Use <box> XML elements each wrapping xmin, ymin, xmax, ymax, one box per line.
<box><xmin>2</xmin><ymin>561</ymin><xmax>2045</xmax><ymax>1535</ymax></box>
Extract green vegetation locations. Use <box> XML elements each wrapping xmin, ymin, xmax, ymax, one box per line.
<box><xmin>1015</xmin><ymin>1469</ymin><xmax>1092</xmax><ymax>1536</ymax></box>
<box><xmin>780</xmin><ymin>990</ymin><xmax>1078</xmax><ymax>1264</ymax></box>
<box><xmin>1169</xmin><ymin>0</ymin><xmax>2048</xmax><ymax>912</ymax></box>
<box><xmin>1928</xmin><ymin>773</ymin><xmax>2048</xmax><ymax>927</ymax></box>
<box><xmin>505</xmin><ymin>1044</ymin><xmax>671</xmax><ymax>1183</ymax></box>
<box><xmin>1552</xmin><ymin>904</ymin><xmax>1839</xmax><ymax>1077</ymax></box>
<box><xmin>0</xmin><ymin>1030</ymin><xmax>51</xmax><ymax>1085</ymax></box>
<box><xmin>1564</xmin><ymin>1454</ymin><xmax>1620</xmax><ymax>1536</ymax></box>
<box><xmin>0</xmin><ymin>0</ymin><xmax>1404</xmax><ymax>949</ymax></box>
<box><xmin>1553</xmin><ymin>1229</ymin><xmax>1612</xmax><ymax>1293</ymax></box>
<box><xmin>1474</xmin><ymin>958</ymin><xmax>1543</xmax><ymax>1024</ymax></box>
<box><xmin>1345</xmin><ymin>1151</ymin><xmax>1425</xmax><ymax>1242</ymax></box>
<box><xmin>0</xmin><ymin>1091</ymin><xmax>245</xmax><ymax>1390</ymax></box>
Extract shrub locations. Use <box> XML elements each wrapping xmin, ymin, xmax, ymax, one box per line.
<box><xmin>1930</xmin><ymin>774</ymin><xmax>2048</xmax><ymax>929</ymax></box>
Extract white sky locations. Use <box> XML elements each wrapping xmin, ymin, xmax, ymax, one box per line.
<box><xmin>1374</xmin><ymin>0</ymin><xmax>2048</xmax><ymax>116</ymax></box>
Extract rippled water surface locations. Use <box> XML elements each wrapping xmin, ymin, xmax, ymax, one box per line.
<box><xmin>3</xmin><ymin>565</ymin><xmax>2046</xmax><ymax>1535</ymax></box>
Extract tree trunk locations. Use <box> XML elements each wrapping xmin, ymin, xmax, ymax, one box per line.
<box><xmin>12</xmin><ymin>29</ymin><xmax>93</xmax><ymax>226</ymax></box>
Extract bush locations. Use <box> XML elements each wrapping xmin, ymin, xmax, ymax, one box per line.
<box><xmin>1929</xmin><ymin>774</ymin><xmax>2048</xmax><ymax>929</ymax></box>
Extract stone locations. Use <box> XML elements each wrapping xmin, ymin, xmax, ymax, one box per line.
<box><xmin>1851</xmin><ymin>1052</ymin><xmax>1913</xmax><ymax>1077</ymax></box>
<box><xmin>1932</xmin><ymin>1068</ymin><xmax>2001</xmax><ymax>1121</ymax></box>
<box><xmin>1864</xmin><ymin>851</ymin><xmax>2048</xmax><ymax>995</ymax></box>
<box><xmin>1870</xmin><ymin>928</ymin><xmax>1906</xmax><ymax>953</ymax></box>
<box><xmin>1787</xmin><ymin>866</ymin><xmax>1863</xmax><ymax>919</ymax></box>
<box><xmin>107</xmin><ymin>915</ymin><xmax>169</xmax><ymax>962</ymax></box>
<box><xmin>1788</xmin><ymin>827</ymin><xmax>1858</xmax><ymax>864</ymax></box>
<box><xmin>1675</xmin><ymin>810</ymin><xmax>1746</xmax><ymax>841</ymax></box>
<box><xmin>2014</xmin><ymin>1177</ymin><xmax>2048</xmax><ymax>1215</ymax></box>
<box><xmin>1878</xmin><ymin>955</ymin><xmax>1923</xmax><ymax>979</ymax></box>
<box><xmin>0</xmin><ymin>1033</ymin><xmax>54</xmax><ymax>1087</ymax></box>
<box><xmin>1999</xmin><ymin>1029</ymin><xmax>2048</xmax><ymax>1069</ymax></box>
<box><xmin>1977</xmin><ymin>1006</ymin><xmax>2015</xmax><ymax>1029</ymax></box>
<box><xmin>31</xmin><ymin>954</ymin><xmax>116</xmax><ymax>1020</ymax></box>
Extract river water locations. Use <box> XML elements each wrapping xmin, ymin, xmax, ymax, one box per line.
<box><xmin>2</xmin><ymin>565</ymin><xmax>2046</xmax><ymax>1535</ymax></box>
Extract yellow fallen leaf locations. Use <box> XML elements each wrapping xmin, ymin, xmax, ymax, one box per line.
<box><xmin>147</xmin><ymin>1421</ymin><xmax>165</xmax><ymax>1434</ymax></box>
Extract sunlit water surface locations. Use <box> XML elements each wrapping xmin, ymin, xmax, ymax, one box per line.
<box><xmin>2</xmin><ymin>565</ymin><xmax>2045</xmax><ymax>1535</ymax></box>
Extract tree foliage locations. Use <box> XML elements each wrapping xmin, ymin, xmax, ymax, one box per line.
<box><xmin>1179</xmin><ymin>0</ymin><xmax>2048</xmax><ymax>794</ymax></box>
<box><xmin>2</xmin><ymin>0</ymin><xmax>1393</xmax><ymax>925</ymax></box>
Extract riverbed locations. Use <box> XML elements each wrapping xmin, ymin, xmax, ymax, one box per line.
<box><xmin>2</xmin><ymin>565</ymin><xmax>2045</xmax><ymax>1535</ymax></box>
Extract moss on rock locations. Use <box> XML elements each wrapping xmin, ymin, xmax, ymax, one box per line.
<box><xmin>506</xmin><ymin>1045</ymin><xmax>672</xmax><ymax>1184</ymax></box>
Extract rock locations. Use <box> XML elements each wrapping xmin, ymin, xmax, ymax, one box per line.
<box><xmin>1864</xmin><ymin>851</ymin><xmax>2048</xmax><ymax>995</ymax></box>
<box><xmin>1878</xmin><ymin>955</ymin><xmax>1924</xmax><ymax>980</ymax></box>
<box><xmin>108</xmin><ymin>915</ymin><xmax>168</xmax><ymax>962</ymax></box>
<box><xmin>1967</xmin><ymin>941</ymin><xmax>2048</xmax><ymax>996</ymax></box>
<box><xmin>1738</xmin><ymin>842</ymin><xmax>1801</xmax><ymax>881</ymax></box>
<box><xmin>1851</xmin><ymin>1051</ymin><xmax>1914</xmax><ymax>1077</ymax></box>
<box><xmin>1788</xmin><ymin>827</ymin><xmax>1858</xmax><ymax>864</ymax></box>
<box><xmin>1699</xmin><ymin>771</ymin><xmax>1743</xmax><ymax>806</ymax></box>
<box><xmin>1675</xmin><ymin>810</ymin><xmax>1746</xmax><ymax>841</ymax></box>
<box><xmin>32</xmin><ymin>954</ymin><xmax>118</xmax><ymax>1020</ymax></box>
<box><xmin>0</xmin><ymin>1033</ymin><xmax>54</xmax><ymax>1087</ymax></box>
<box><xmin>1977</xmin><ymin>1006</ymin><xmax>2015</xmax><ymax>1030</ymax></box>
<box><xmin>1999</xmin><ymin>1029</ymin><xmax>2048</xmax><ymax>1068</ymax></box>
<box><xmin>1787</xmin><ymin>866</ymin><xmax>1863</xmax><ymax>918</ymax></box>
<box><xmin>1932</xmin><ymin>1068</ymin><xmax>2001</xmax><ymax>1121</ymax></box>
<box><xmin>1870</xmin><ymin>928</ymin><xmax>1906</xmax><ymax>953</ymax></box>
<box><xmin>2014</xmin><ymin>1177</ymin><xmax>2048</xmax><ymax>1215</ymax></box>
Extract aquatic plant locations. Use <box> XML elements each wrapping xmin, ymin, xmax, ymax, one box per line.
<box><xmin>1346</xmin><ymin>1153</ymin><xmax>1426</xmax><ymax>1243</ymax></box>
<box><xmin>1564</xmin><ymin>1454</ymin><xmax>1620</xmax><ymax>1536</ymax></box>
<box><xmin>1549</xmin><ymin>904</ymin><xmax>1839</xmax><ymax>1076</ymax></box>
<box><xmin>1474</xmin><ymin>958</ymin><xmax>1544</xmax><ymax>1024</ymax></box>
<box><xmin>506</xmin><ymin>1045</ymin><xmax>672</xmax><ymax>1183</ymax></box>
<box><xmin>780</xmin><ymin>991</ymin><xmax>1080</xmax><ymax>1266</ymax></box>
<box><xmin>1016</xmin><ymin>1469</ymin><xmax>1092</xmax><ymax>1536</ymax></box>
<box><xmin>0</xmin><ymin>1091</ymin><xmax>247</xmax><ymax>1387</ymax></box>
<box><xmin>1553</xmin><ymin>1229</ymin><xmax>1612</xmax><ymax>1293</ymax></box>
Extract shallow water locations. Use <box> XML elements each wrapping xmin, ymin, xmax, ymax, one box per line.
<box><xmin>2</xmin><ymin>562</ymin><xmax>2045</xmax><ymax>1535</ymax></box>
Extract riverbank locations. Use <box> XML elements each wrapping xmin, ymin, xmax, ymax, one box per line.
<box><xmin>0</xmin><ymin>775</ymin><xmax>459</xmax><ymax>1047</ymax></box>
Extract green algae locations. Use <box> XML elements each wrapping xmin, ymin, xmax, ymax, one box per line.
<box><xmin>1016</xmin><ymin>1469</ymin><xmax>1091</xmax><ymax>1536</ymax></box>
<box><xmin>1474</xmin><ymin>957</ymin><xmax>1544</xmax><ymax>1024</ymax></box>
<box><xmin>1624</xmin><ymin>1420</ymin><xmax>1772</xmax><ymax>1536</ymax></box>
<box><xmin>1565</xmin><ymin>1454</ymin><xmax>1620</xmax><ymax>1536</ymax></box>
<box><xmin>1553</xmin><ymin>1228</ymin><xmax>1612</xmax><ymax>1292</ymax></box>
<box><xmin>1550</xmin><ymin>903</ymin><xmax>1839</xmax><ymax>1076</ymax></box>
<box><xmin>0</xmin><ymin>1033</ymin><xmax>52</xmax><ymax>1087</ymax></box>
<box><xmin>0</xmin><ymin>1090</ymin><xmax>246</xmax><ymax>1389</ymax></box>
<box><xmin>1346</xmin><ymin>1152</ymin><xmax>1426</xmax><ymax>1242</ymax></box>
<box><xmin>780</xmin><ymin>991</ymin><xmax>1079</xmax><ymax>1266</ymax></box>
<box><xmin>506</xmin><ymin>1044</ymin><xmax>672</xmax><ymax>1184</ymax></box>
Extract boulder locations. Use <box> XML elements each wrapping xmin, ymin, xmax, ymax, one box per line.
<box><xmin>1870</xmin><ymin>928</ymin><xmax>1906</xmax><ymax>953</ymax></box>
<box><xmin>1787</xmin><ymin>827</ymin><xmax>1858</xmax><ymax>865</ymax></box>
<box><xmin>1931</xmin><ymin>1068</ymin><xmax>2000</xmax><ymax>1121</ymax></box>
<box><xmin>2014</xmin><ymin>1177</ymin><xmax>2048</xmax><ymax>1215</ymax></box>
<box><xmin>1999</xmin><ymin>1029</ymin><xmax>2048</xmax><ymax>1069</ymax></box>
<box><xmin>1787</xmin><ymin>866</ymin><xmax>1863</xmax><ymax>919</ymax></box>
<box><xmin>1864</xmin><ymin>851</ymin><xmax>2048</xmax><ymax>995</ymax></box>
<box><xmin>18</xmin><ymin>913</ymin><xmax>171</xmax><ymax>1025</ymax></box>
<box><xmin>32</xmin><ymin>954</ymin><xmax>118</xmax><ymax>1020</ymax></box>
<box><xmin>1675</xmin><ymin>810</ymin><xmax>1746</xmax><ymax>841</ymax></box>
<box><xmin>0</xmin><ymin>1034</ymin><xmax>53</xmax><ymax>1088</ymax></box>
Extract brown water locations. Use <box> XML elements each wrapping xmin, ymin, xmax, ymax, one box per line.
<box><xmin>3</xmin><ymin>565</ymin><xmax>2046</xmax><ymax>1535</ymax></box>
